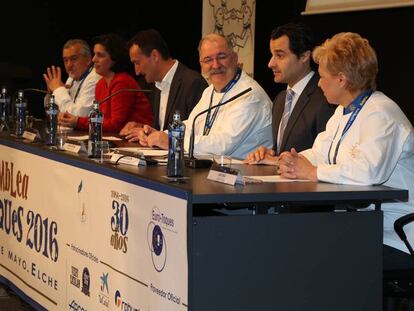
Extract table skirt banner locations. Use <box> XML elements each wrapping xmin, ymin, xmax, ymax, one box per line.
<box><xmin>0</xmin><ymin>144</ymin><xmax>188</xmax><ymax>310</ymax></box>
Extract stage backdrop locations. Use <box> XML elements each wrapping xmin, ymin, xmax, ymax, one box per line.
<box><xmin>202</xmin><ymin>0</ymin><xmax>256</xmax><ymax>77</ymax></box>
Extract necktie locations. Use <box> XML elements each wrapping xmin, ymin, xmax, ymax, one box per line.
<box><xmin>277</xmin><ymin>89</ymin><xmax>294</xmax><ymax>154</ymax></box>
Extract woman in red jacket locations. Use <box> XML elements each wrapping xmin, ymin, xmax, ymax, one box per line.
<box><xmin>59</xmin><ymin>33</ymin><xmax>153</xmax><ymax>132</ymax></box>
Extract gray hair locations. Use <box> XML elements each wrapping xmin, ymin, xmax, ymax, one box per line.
<box><xmin>198</xmin><ymin>33</ymin><xmax>234</xmax><ymax>55</ymax></box>
<box><xmin>63</xmin><ymin>39</ymin><xmax>92</xmax><ymax>58</ymax></box>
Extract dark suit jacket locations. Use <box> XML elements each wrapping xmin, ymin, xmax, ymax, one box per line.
<box><xmin>152</xmin><ymin>62</ymin><xmax>208</xmax><ymax>130</ymax></box>
<box><xmin>272</xmin><ymin>73</ymin><xmax>335</xmax><ymax>153</ymax></box>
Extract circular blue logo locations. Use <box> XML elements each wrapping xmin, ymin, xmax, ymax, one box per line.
<box><xmin>152</xmin><ymin>225</ymin><xmax>164</xmax><ymax>256</ymax></box>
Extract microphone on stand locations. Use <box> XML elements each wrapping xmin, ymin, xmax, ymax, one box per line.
<box><xmin>185</xmin><ymin>87</ymin><xmax>252</xmax><ymax>169</ymax></box>
<box><xmin>97</xmin><ymin>88</ymin><xmax>152</xmax><ymax>105</ymax></box>
<box><xmin>24</xmin><ymin>88</ymin><xmax>49</xmax><ymax>94</ymax></box>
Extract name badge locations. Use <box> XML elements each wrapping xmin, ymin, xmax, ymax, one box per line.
<box><xmin>110</xmin><ymin>153</ymin><xmax>146</xmax><ymax>166</ymax></box>
<box><xmin>63</xmin><ymin>139</ymin><xmax>87</xmax><ymax>153</ymax></box>
<box><xmin>22</xmin><ymin>129</ymin><xmax>38</xmax><ymax>142</ymax></box>
<box><xmin>207</xmin><ymin>163</ymin><xmax>244</xmax><ymax>186</ymax></box>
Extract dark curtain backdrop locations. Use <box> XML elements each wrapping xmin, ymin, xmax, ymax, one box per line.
<box><xmin>2</xmin><ymin>0</ymin><xmax>413</xmax><ymax>123</ymax></box>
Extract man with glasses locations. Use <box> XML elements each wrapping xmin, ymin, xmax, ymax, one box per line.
<box><xmin>126</xmin><ymin>33</ymin><xmax>272</xmax><ymax>159</ymax></box>
<box><xmin>43</xmin><ymin>39</ymin><xmax>100</xmax><ymax>116</ymax></box>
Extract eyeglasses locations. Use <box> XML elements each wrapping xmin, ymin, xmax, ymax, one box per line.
<box><xmin>63</xmin><ymin>54</ymin><xmax>83</xmax><ymax>64</ymax></box>
<box><xmin>200</xmin><ymin>52</ymin><xmax>232</xmax><ymax>65</ymax></box>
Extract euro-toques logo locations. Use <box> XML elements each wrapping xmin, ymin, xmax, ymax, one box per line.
<box><xmin>147</xmin><ymin>207</ymin><xmax>172</xmax><ymax>272</ymax></box>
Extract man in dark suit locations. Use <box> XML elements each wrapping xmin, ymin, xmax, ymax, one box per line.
<box><xmin>246</xmin><ymin>22</ymin><xmax>335</xmax><ymax>165</ymax></box>
<box><xmin>120</xmin><ymin>29</ymin><xmax>208</xmax><ymax>136</ymax></box>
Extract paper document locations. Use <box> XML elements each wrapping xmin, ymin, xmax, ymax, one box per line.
<box><xmin>245</xmin><ymin>175</ymin><xmax>311</xmax><ymax>182</ymax></box>
<box><xmin>67</xmin><ymin>135</ymin><xmax>89</xmax><ymax>141</ymax></box>
<box><xmin>115</xmin><ymin>147</ymin><xmax>168</xmax><ymax>157</ymax></box>
<box><xmin>231</xmin><ymin>158</ymin><xmax>245</xmax><ymax>165</ymax></box>
<box><xmin>103</xmin><ymin>136</ymin><xmax>123</xmax><ymax>141</ymax></box>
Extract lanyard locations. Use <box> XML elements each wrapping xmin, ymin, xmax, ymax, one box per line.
<box><xmin>73</xmin><ymin>66</ymin><xmax>93</xmax><ymax>103</ymax></box>
<box><xmin>203</xmin><ymin>68</ymin><xmax>241</xmax><ymax>136</ymax></box>
<box><xmin>328</xmin><ymin>90</ymin><xmax>372</xmax><ymax>165</ymax></box>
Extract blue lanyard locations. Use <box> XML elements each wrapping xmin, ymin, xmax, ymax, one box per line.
<box><xmin>203</xmin><ymin>68</ymin><xmax>241</xmax><ymax>136</ymax></box>
<box><xmin>73</xmin><ymin>66</ymin><xmax>93</xmax><ymax>103</ymax></box>
<box><xmin>328</xmin><ymin>90</ymin><xmax>372</xmax><ymax>165</ymax></box>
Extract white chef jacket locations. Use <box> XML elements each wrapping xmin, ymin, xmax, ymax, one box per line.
<box><xmin>301</xmin><ymin>91</ymin><xmax>414</xmax><ymax>253</ymax></box>
<box><xmin>183</xmin><ymin>70</ymin><xmax>273</xmax><ymax>159</ymax></box>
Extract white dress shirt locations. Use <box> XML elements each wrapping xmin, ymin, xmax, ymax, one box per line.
<box><xmin>301</xmin><ymin>91</ymin><xmax>414</xmax><ymax>253</ymax></box>
<box><xmin>45</xmin><ymin>68</ymin><xmax>101</xmax><ymax>117</ymax></box>
<box><xmin>155</xmin><ymin>60</ymin><xmax>178</xmax><ymax>131</ymax></box>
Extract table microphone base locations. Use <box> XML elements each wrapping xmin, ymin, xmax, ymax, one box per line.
<box><xmin>184</xmin><ymin>157</ymin><xmax>213</xmax><ymax>169</ymax></box>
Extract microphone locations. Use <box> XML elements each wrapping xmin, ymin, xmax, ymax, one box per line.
<box><xmin>24</xmin><ymin>88</ymin><xmax>49</xmax><ymax>94</ymax></box>
<box><xmin>185</xmin><ymin>87</ymin><xmax>252</xmax><ymax>168</ymax></box>
<box><xmin>97</xmin><ymin>88</ymin><xmax>152</xmax><ymax>105</ymax></box>
<box><xmin>113</xmin><ymin>149</ymin><xmax>158</xmax><ymax>166</ymax></box>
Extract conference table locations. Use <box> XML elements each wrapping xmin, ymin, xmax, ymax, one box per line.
<box><xmin>0</xmin><ymin>133</ymin><xmax>408</xmax><ymax>311</ymax></box>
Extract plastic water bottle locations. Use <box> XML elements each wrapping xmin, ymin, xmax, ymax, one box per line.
<box><xmin>15</xmin><ymin>90</ymin><xmax>26</xmax><ymax>137</ymax></box>
<box><xmin>45</xmin><ymin>95</ymin><xmax>59</xmax><ymax>145</ymax></box>
<box><xmin>167</xmin><ymin>111</ymin><xmax>185</xmax><ymax>177</ymax></box>
<box><xmin>88</xmin><ymin>100</ymin><xmax>103</xmax><ymax>158</ymax></box>
<box><xmin>0</xmin><ymin>86</ymin><xmax>10</xmax><ymax>131</ymax></box>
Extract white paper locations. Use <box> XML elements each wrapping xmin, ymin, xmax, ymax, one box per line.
<box><xmin>67</xmin><ymin>135</ymin><xmax>89</xmax><ymax>141</ymax></box>
<box><xmin>115</xmin><ymin>147</ymin><xmax>168</xmax><ymax>157</ymax></box>
<box><xmin>103</xmin><ymin>136</ymin><xmax>123</xmax><ymax>141</ymax></box>
<box><xmin>245</xmin><ymin>175</ymin><xmax>311</xmax><ymax>182</ymax></box>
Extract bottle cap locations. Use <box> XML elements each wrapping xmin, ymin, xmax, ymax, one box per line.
<box><xmin>173</xmin><ymin>110</ymin><xmax>181</xmax><ymax>121</ymax></box>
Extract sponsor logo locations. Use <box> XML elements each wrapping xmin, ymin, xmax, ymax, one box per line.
<box><xmin>100</xmin><ymin>272</ymin><xmax>109</xmax><ymax>293</ymax></box>
<box><xmin>68</xmin><ymin>299</ymin><xmax>87</xmax><ymax>311</ymax></box>
<box><xmin>147</xmin><ymin>206</ymin><xmax>177</xmax><ymax>272</ymax></box>
<box><xmin>114</xmin><ymin>290</ymin><xmax>140</xmax><ymax>311</ymax></box>
<box><xmin>70</xmin><ymin>266</ymin><xmax>80</xmax><ymax>288</ymax></box>
<box><xmin>81</xmin><ymin>267</ymin><xmax>90</xmax><ymax>296</ymax></box>
<box><xmin>98</xmin><ymin>272</ymin><xmax>109</xmax><ymax>308</ymax></box>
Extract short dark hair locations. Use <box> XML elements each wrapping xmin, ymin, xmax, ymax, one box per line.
<box><xmin>128</xmin><ymin>29</ymin><xmax>171</xmax><ymax>60</ymax></box>
<box><xmin>92</xmin><ymin>33</ymin><xmax>129</xmax><ymax>73</ymax></box>
<box><xmin>270</xmin><ymin>22</ymin><xmax>314</xmax><ymax>58</ymax></box>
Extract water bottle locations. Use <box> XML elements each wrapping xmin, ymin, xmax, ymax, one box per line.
<box><xmin>167</xmin><ymin>111</ymin><xmax>185</xmax><ymax>177</ymax></box>
<box><xmin>15</xmin><ymin>90</ymin><xmax>26</xmax><ymax>137</ymax></box>
<box><xmin>88</xmin><ymin>100</ymin><xmax>103</xmax><ymax>158</ymax></box>
<box><xmin>0</xmin><ymin>86</ymin><xmax>10</xmax><ymax>131</ymax></box>
<box><xmin>45</xmin><ymin>95</ymin><xmax>59</xmax><ymax>145</ymax></box>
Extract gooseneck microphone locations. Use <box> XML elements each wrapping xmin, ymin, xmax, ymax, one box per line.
<box><xmin>24</xmin><ymin>88</ymin><xmax>49</xmax><ymax>94</ymax></box>
<box><xmin>97</xmin><ymin>88</ymin><xmax>152</xmax><ymax>105</ymax></box>
<box><xmin>185</xmin><ymin>87</ymin><xmax>252</xmax><ymax>168</ymax></box>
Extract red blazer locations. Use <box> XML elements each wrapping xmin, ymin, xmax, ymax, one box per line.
<box><xmin>77</xmin><ymin>72</ymin><xmax>153</xmax><ymax>132</ymax></box>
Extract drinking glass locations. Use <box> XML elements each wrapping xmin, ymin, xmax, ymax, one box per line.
<box><xmin>95</xmin><ymin>141</ymin><xmax>111</xmax><ymax>163</ymax></box>
<box><xmin>56</xmin><ymin>129</ymin><xmax>67</xmax><ymax>150</ymax></box>
<box><xmin>213</xmin><ymin>154</ymin><xmax>232</xmax><ymax>167</ymax></box>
